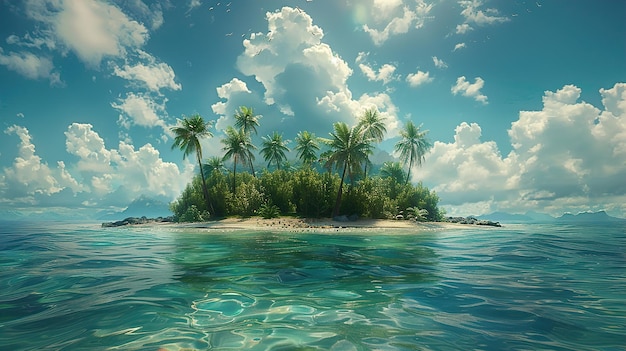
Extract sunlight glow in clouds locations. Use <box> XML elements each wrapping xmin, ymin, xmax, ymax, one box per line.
<box><xmin>25</xmin><ymin>0</ymin><xmax>148</xmax><ymax>67</ymax></box>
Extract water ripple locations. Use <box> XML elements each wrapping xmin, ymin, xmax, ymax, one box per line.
<box><xmin>0</xmin><ymin>221</ymin><xmax>624</xmax><ymax>350</ymax></box>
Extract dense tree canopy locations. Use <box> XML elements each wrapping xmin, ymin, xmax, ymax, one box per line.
<box><xmin>170</xmin><ymin>108</ymin><xmax>442</xmax><ymax>223</ymax></box>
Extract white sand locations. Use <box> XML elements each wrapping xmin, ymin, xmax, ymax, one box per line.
<box><xmin>154</xmin><ymin>217</ymin><xmax>469</xmax><ymax>233</ymax></box>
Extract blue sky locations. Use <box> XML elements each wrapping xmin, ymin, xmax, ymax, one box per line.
<box><xmin>1</xmin><ymin>0</ymin><xmax>625</xmax><ymax>218</ymax></box>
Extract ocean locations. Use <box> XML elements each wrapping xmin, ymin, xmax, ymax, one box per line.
<box><xmin>1</xmin><ymin>221</ymin><xmax>624</xmax><ymax>351</ymax></box>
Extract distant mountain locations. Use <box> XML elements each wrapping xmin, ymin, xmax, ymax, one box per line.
<box><xmin>97</xmin><ymin>195</ymin><xmax>172</xmax><ymax>220</ymax></box>
<box><xmin>478</xmin><ymin>210</ymin><xmax>624</xmax><ymax>223</ymax></box>
<box><xmin>555</xmin><ymin>210</ymin><xmax>625</xmax><ymax>223</ymax></box>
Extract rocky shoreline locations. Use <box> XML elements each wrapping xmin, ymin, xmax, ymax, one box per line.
<box><xmin>101</xmin><ymin>215</ymin><xmax>502</xmax><ymax>229</ymax></box>
<box><xmin>101</xmin><ymin>216</ymin><xmax>174</xmax><ymax>227</ymax></box>
<box><xmin>446</xmin><ymin>216</ymin><xmax>502</xmax><ymax>227</ymax></box>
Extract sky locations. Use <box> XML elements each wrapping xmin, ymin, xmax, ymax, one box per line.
<box><xmin>0</xmin><ymin>0</ymin><xmax>625</xmax><ymax>219</ymax></box>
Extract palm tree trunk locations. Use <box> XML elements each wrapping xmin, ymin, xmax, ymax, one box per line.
<box><xmin>233</xmin><ymin>155</ymin><xmax>238</xmax><ymax>193</ymax></box>
<box><xmin>332</xmin><ymin>161</ymin><xmax>348</xmax><ymax>217</ymax></box>
<box><xmin>405</xmin><ymin>154</ymin><xmax>414</xmax><ymax>185</ymax></box>
<box><xmin>196</xmin><ymin>151</ymin><xmax>215</xmax><ymax>216</ymax></box>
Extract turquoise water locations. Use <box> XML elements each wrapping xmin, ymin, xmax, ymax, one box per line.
<box><xmin>1</xmin><ymin>221</ymin><xmax>625</xmax><ymax>350</ymax></box>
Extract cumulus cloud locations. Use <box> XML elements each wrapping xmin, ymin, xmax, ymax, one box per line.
<box><xmin>64</xmin><ymin>123</ymin><xmax>194</xmax><ymax>204</ymax></box>
<box><xmin>111</xmin><ymin>92</ymin><xmax>169</xmax><ymax>133</ymax></box>
<box><xmin>451</xmin><ymin>76</ymin><xmax>488</xmax><ymax>104</ymax></box>
<box><xmin>0</xmin><ymin>48</ymin><xmax>62</xmax><ymax>85</ymax></box>
<box><xmin>456</xmin><ymin>23</ymin><xmax>473</xmax><ymax>34</ymax></box>
<box><xmin>406</xmin><ymin>70</ymin><xmax>433</xmax><ymax>87</ymax></box>
<box><xmin>113</xmin><ymin>51</ymin><xmax>181</xmax><ymax>93</ymax></box>
<box><xmin>432</xmin><ymin>56</ymin><xmax>448</xmax><ymax>69</ymax></box>
<box><xmin>420</xmin><ymin>83</ymin><xmax>626</xmax><ymax>217</ymax></box>
<box><xmin>234</xmin><ymin>7</ymin><xmax>402</xmax><ymax>138</ymax></box>
<box><xmin>1</xmin><ymin>125</ymin><xmax>82</xmax><ymax>202</ymax></box>
<box><xmin>361</xmin><ymin>0</ymin><xmax>434</xmax><ymax>45</ymax></box>
<box><xmin>211</xmin><ymin>78</ymin><xmax>255</xmax><ymax>132</ymax></box>
<box><xmin>453</xmin><ymin>42</ymin><xmax>466</xmax><ymax>51</ymax></box>
<box><xmin>357</xmin><ymin>54</ymin><xmax>398</xmax><ymax>85</ymax></box>
<box><xmin>25</xmin><ymin>0</ymin><xmax>148</xmax><ymax>67</ymax></box>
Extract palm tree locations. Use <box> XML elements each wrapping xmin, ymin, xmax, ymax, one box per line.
<box><xmin>357</xmin><ymin>108</ymin><xmax>386</xmax><ymax>178</ymax></box>
<box><xmin>234</xmin><ymin>106</ymin><xmax>261</xmax><ymax>135</ymax></box>
<box><xmin>294</xmin><ymin>130</ymin><xmax>319</xmax><ymax>166</ymax></box>
<box><xmin>394</xmin><ymin>121</ymin><xmax>432</xmax><ymax>185</ymax></box>
<box><xmin>322</xmin><ymin>122</ymin><xmax>371</xmax><ymax>217</ymax></box>
<box><xmin>234</xmin><ymin>106</ymin><xmax>260</xmax><ymax>176</ymax></box>
<box><xmin>260</xmin><ymin>131</ymin><xmax>290</xmax><ymax>170</ymax></box>
<box><xmin>171</xmin><ymin>114</ymin><xmax>215</xmax><ymax>215</ymax></box>
<box><xmin>203</xmin><ymin>156</ymin><xmax>226</xmax><ymax>176</ymax></box>
<box><xmin>221</xmin><ymin>126</ymin><xmax>256</xmax><ymax>193</ymax></box>
<box><xmin>379</xmin><ymin>161</ymin><xmax>406</xmax><ymax>184</ymax></box>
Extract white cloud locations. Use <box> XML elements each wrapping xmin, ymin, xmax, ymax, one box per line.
<box><xmin>113</xmin><ymin>51</ymin><xmax>181</xmax><ymax>93</ymax></box>
<box><xmin>1</xmin><ymin>125</ymin><xmax>82</xmax><ymax>201</ymax></box>
<box><xmin>316</xmin><ymin>91</ymin><xmax>402</xmax><ymax>138</ymax></box>
<box><xmin>420</xmin><ymin>122</ymin><xmax>518</xmax><ymax>208</ymax></box>
<box><xmin>120</xmin><ymin>0</ymin><xmax>164</xmax><ymax>30</ymax></box>
<box><xmin>111</xmin><ymin>92</ymin><xmax>169</xmax><ymax>132</ymax></box>
<box><xmin>458</xmin><ymin>0</ymin><xmax>509</xmax><ymax>26</ymax></box>
<box><xmin>359</xmin><ymin>61</ymin><xmax>398</xmax><ymax>85</ymax></box>
<box><xmin>420</xmin><ymin>83</ymin><xmax>626</xmax><ymax>217</ymax></box>
<box><xmin>453</xmin><ymin>42</ymin><xmax>466</xmax><ymax>51</ymax></box>
<box><xmin>237</xmin><ymin>7</ymin><xmax>332</xmax><ymax>106</ymax></box>
<box><xmin>451</xmin><ymin>76</ymin><xmax>488</xmax><ymax>104</ymax></box>
<box><xmin>5</xmin><ymin>31</ymin><xmax>56</xmax><ymax>50</ymax></box>
<box><xmin>456</xmin><ymin>23</ymin><xmax>473</xmax><ymax>34</ymax></box>
<box><xmin>432</xmin><ymin>56</ymin><xmax>448</xmax><ymax>69</ymax></box>
<box><xmin>0</xmin><ymin>48</ymin><xmax>62</xmax><ymax>85</ymax></box>
<box><xmin>25</xmin><ymin>0</ymin><xmax>148</xmax><ymax>67</ymax></box>
<box><xmin>232</xmin><ymin>6</ymin><xmax>402</xmax><ymax>140</ymax></box>
<box><xmin>361</xmin><ymin>0</ymin><xmax>434</xmax><ymax>45</ymax></box>
<box><xmin>188</xmin><ymin>0</ymin><xmax>202</xmax><ymax>12</ymax></box>
<box><xmin>64</xmin><ymin>123</ymin><xmax>194</xmax><ymax>203</ymax></box>
<box><xmin>211</xmin><ymin>78</ymin><xmax>254</xmax><ymax>131</ymax></box>
<box><xmin>406</xmin><ymin>70</ymin><xmax>433</xmax><ymax>87</ymax></box>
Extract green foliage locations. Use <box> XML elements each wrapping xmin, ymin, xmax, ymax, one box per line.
<box><xmin>396</xmin><ymin>182</ymin><xmax>442</xmax><ymax>221</ymax></box>
<box><xmin>171</xmin><ymin>166</ymin><xmax>443</xmax><ymax>222</ymax></box>
<box><xmin>258</xmin><ymin>201</ymin><xmax>281</xmax><ymax>219</ymax></box>
<box><xmin>260</xmin><ymin>170</ymin><xmax>295</xmax><ymax>214</ymax></box>
<box><xmin>359</xmin><ymin>177</ymin><xmax>398</xmax><ymax>219</ymax></box>
<box><xmin>179</xmin><ymin>205</ymin><xmax>210</xmax><ymax>222</ymax></box>
<box><xmin>290</xmin><ymin>168</ymin><xmax>336</xmax><ymax>218</ymax></box>
<box><xmin>170</xmin><ymin>116</ymin><xmax>442</xmax><ymax>222</ymax></box>
<box><xmin>170</xmin><ymin>175</ymin><xmax>209</xmax><ymax>221</ymax></box>
<box><xmin>230</xmin><ymin>179</ymin><xmax>264</xmax><ymax>217</ymax></box>
<box><xmin>205</xmin><ymin>171</ymin><xmax>230</xmax><ymax>217</ymax></box>
<box><xmin>406</xmin><ymin>206</ymin><xmax>429</xmax><ymax>221</ymax></box>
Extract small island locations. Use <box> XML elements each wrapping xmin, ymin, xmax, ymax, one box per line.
<box><xmin>101</xmin><ymin>109</ymin><xmax>510</xmax><ymax>231</ymax></box>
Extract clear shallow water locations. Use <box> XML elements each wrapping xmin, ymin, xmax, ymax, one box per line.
<box><xmin>1</xmin><ymin>221</ymin><xmax>625</xmax><ymax>351</ymax></box>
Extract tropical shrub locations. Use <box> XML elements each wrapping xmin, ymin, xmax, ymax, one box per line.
<box><xmin>258</xmin><ymin>201</ymin><xmax>281</xmax><ymax>219</ymax></box>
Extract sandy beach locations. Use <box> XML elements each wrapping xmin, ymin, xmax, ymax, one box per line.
<box><xmin>154</xmin><ymin>216</ymin><xmax>468</xmax><ymax>233</ymax></box>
